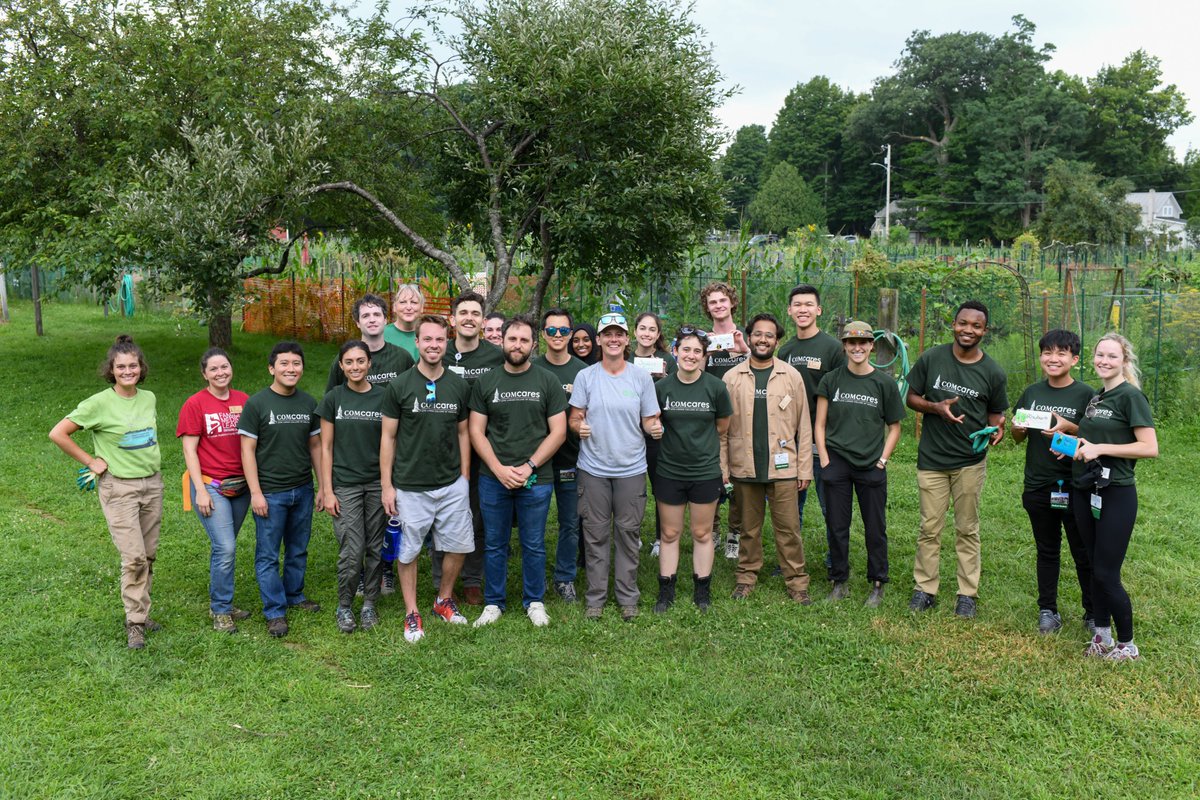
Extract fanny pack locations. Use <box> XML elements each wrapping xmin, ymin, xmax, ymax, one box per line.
<box><xmin>207</xmin><ymin>475</ymin><xmax>248</xmax><ymax>498</ymax></box>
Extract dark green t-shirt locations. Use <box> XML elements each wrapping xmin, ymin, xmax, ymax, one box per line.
<box><xmin>655</xmin><ymin>372</ymin><xmax>733</xmax><ymax>481</ymax></box>
<box><xmin>444</xmin><ymin>339</ymin><xmax>504</xmax><ymax>384</ymax></box>
<box><xmin>325</xmin><ymin>342</ymin><xmax>414</xmax><ymax>392</ymax></box>
<box><xmin>778</xmin><ymin>331</ymin><xmax>847</xmax><ymax>421</ymax></box>
<box><xmin>1072</xmin><ymin>381</ymin><xmax>1154</xmax><ymax>488</ymax></box>
<box><xmin>238</xmin><ymin>387</ymin><xmax>319</xmax><ymax>493</ymax></box>
<box><xmin>381</xmin><ymin>368</ymin><xmax>471</xmax><ymax>491</ymax></box>
<box><xmin>628</xmin><ymin>349</ymin><xmax>678</xmax><ymax>381</ymax></box>
<box><xmin>907</xmin><ymin>343</ymin><xmax>1009</xmax><ymax>471</ymax></box>
<box><xmin>748</xmin><ymin>366</ymin><xmax>773</xmax><ymax>482</ymax></box>
<box><xmin>1014</xmin><ymin>378</ymin><xmax>1095</xmax><ymax>491</ymax></box>
<box><xmin>533</xmin><ymin>354</ymin><xmax>587</xmax><ymax>471</ymax></box>
<box><xmin>816</xmin><ymin>366</ymin><xmax>905</xmax><ymax>470</ymax></box>
<box><xmin>315</xmin><ymin>383</ymin><xmax>385</xmax><ymax>487</ymax></box>
<box><xmin>469</xmin><ymin>366</ymin><xmax>569</xmax><ymax>483</ymax></box>
<box><xmin>705</xmin><ymin>327</ymin><xmax>746</xmax><ymax>378</ymax></box>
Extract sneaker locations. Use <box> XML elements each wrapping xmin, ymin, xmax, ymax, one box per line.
<box><xmin>1084</xmin><ymin>634</ymin><xmax>1114</xmax><ymax>658</ymax></box>
<box><xmin>731</xmin><ymin>583</ymin><xmax>753</xmax><ymax>600</ymax></box>
<box><xmin>864</xmin><ymin>581</ymin><xmax>885</xmax><ymax>608</ymax></box>
<box><xmin>527</xmin><ymin>602</ymin><xmax>550</xmax><ymax>627</ymax></box>
<box><xmin>909</xmin><ymin>590</ymin><xmax>936</xmax><ymax>612</ymax></box>
<box><xmin>290</xmin><ymin>599</ymin><xmax>321</xmax><ymax>613</ymax></box>
<box><xmin>403</xmin><ymin>611</ymin><xmax>425</xmax><ymax>643</ymax></box>
<box><xmin>266</xmin><ymin>617</ymin><xmax>288</xmax><ymax>637</ymax></box>
<box><xmin>554</xmin><ymin>581</ymin><xmax>578</xmax><ymax>603</ymax></box>
<box><xmin>212</xmin><ymin>613</ymin><xmax>238</xmax><ymax>634</ymax></box>
<box><xmin>1104</xmin><ymin>642</ymin><xmax>1140</xmax><ymax>661</ymax></box>
<box><xmin>230</xmin><ymin>606</ymin><xmax>251</xmax><ymax>621</ymax></box>
<box><xmin>359</xmin><ymin>606</ymin><xmax>379</xmax><ymax>631</ymax></box>
<box><xmin>787</xmin><ymin>588</ymin><xmax>813</xmax><ymax>605</ymax></box>
<box><xmin>433</xmin><ymin>596</ymin><xmax>468</xmax><ymax>625</ymax></box>
<box><xmin>650</xmin><ymin>540</ymin><xmax>660</xmax><ymax>558</ymax></box>
<box><xmin>336</xmin><ymin>607</ymin><xmax>357</xmax><ymax>634</ymax></box>
<box><xmin>724</xmin><ymin>533</ymin><xmax>739</xmax><ymax>560</ymax></box>
<box><xmin>585</xmin><ymin>605</ymin><xmax>604</xmax><ymax>620</ymax></box>
<box><xmin>828</xmin><ymin>581</ymin><xmax>851</xmax><ymax>602</ymax></box>
<box><xmin>1083</xmin><ymin>615</ymin><xmax>1097</xmax><ymax>636</ymax></box>
<box><xmin>954</xmin><ymin>595</ymin><xmax>977</xmax><ymax>619</ymax></box>
<box><xmin>620</xmin><ymin>605</ymin><xmax>639</xmax><ymax>622</ymax></box>
<box><xmin>144</xmin><ymin>619</ymin><xmax>163</xmax><ymax>633</ymax></box>
<box><xmin>1037</xmin><ymin>609</ymin><xmax>1063</xmax><ymax>634</ymax></box>
<box><xmin>126</xmin><ymin>623</ymin><xmax>145</xmax><ymax>650</ymax></box>
<box><xmin>381</xmin><ymin>568</ymin><xmax>396</xmax><ymax>596</ymax></box>
<box><xmin>463</xmin><ymin>586</ymin><xmax>484</xmax><ymax>606</ymax></box>
<box><xmin>473</xmin><ymin>604</ymin><xmax>503</xmax><ymax>628</ymax></box>
<box><xmin>355</xmin><ymin>578</ymin><xmax>365</xmax><ymax>597</ymax></box>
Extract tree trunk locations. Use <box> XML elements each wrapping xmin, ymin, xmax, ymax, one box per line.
<box><xmin>530</xmin><ymin>214</ymin><xmax>555</xmax><ymax>320</ymax></box>
<box><xmin>209</xmin><ymin>307</ymin><xmax>233</xmax><ymax>348</ymax></box>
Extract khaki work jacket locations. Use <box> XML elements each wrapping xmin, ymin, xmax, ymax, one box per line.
<box><xmin>720</xmin><ymin>358</ymin><xmax>813</xmax><ymax>482</ymax></box>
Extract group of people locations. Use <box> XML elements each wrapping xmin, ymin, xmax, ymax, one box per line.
<box><xmin>50</xmin><ymin>281</ymin><xmax>1158</xmax><ymax>662</ymax></box>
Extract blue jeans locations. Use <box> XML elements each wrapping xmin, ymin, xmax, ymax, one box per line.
<box><xmin>478</xmin><ymin>474</ymin><xmax>553</xmax><ymax>610</ymax></box>
<box><xmin>798</xmin><ymin>458</ymin><xmax>829</xmax><ymax>565</ymax></box>
<box><xmin>190</xmin><ymin>482</ymin><xmax>251</xmax><ymax>615</ymax></box>
<box><xmin>551</xmin><ymin>472</ymin><xmax>580</xmax><ymax>583</ymax></box>
<box><xmin>253</xmin><ymin>484</ymin><xmax>315</xmax><ymax>620</ymax></box>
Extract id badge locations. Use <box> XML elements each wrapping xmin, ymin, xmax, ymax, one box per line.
<box><xmin>558</xmin><ymin>468</ymin><xmax>577</xmax><ymax>483</ymax></box>
<box><xmin>1090</xmin><ymin>492</ymin><xmax>1102</xmax><ymax>519</ymax></box>
<box><xmin>774</xmin><ymin>452</ymin><xmax>790</xmax><ymax>470</ymax></box>
<box><xmin>1050</xmin><ymin>491</ymin><xmax>1069</xmax><ymax>510</ymax></box>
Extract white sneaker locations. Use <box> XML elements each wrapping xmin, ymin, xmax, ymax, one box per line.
<box><xmin>724</xmin><ymin>533</ymin><xmax>739</xmax><ymax>560</ymax></box>
<box><xmin>526</xmin><ymin>602</ymin><xmax>550</xmax><ymax>627</ymax></box>
<box><xmin>1084</xmin><ymin>634</ymin><xmax>1114</xmax><ymax>657</ymax></box>
<box><xmin>650</xmin><ymin>540</ymin><xmax>660</xmax><ymax>558</ymax></box>
<box><xmin>473</xmin><ymin>604</ymin><xmax>503</xmax><ymax>628</ymax></box>
<box><xmin>1104</xmin><ymin>642</ymin><xmax>1140</xmax><ymax>661</ymax></box>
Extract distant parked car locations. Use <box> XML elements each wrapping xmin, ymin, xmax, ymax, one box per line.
<box><xmin>842</xmin><ymin>235</ymin><xmax>858</xmax><ymax>244</ymax></box>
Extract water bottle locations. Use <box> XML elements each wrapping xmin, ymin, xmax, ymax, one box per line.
<box><xmin>382</xmin><ymin>515</ymin><xmax>402</xmax><ymax>561</ymax></box>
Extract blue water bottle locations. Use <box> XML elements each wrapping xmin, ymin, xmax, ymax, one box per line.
<box><xmin>382</xmin><ymin>515</ymin><xmax>402</xmax><ymax>562</ymax></box>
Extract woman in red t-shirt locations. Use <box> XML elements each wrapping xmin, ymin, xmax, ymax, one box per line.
<box><xmin>177</xmin><ymin>347</ymin><xmax>251</xmax><ymax>634</ymax></box>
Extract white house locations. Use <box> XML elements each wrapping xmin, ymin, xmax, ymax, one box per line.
<box><xmin>1126</xmin><ymin>190</ymin><xmax>1187</xmax><ymax>249</ymax></box>
<box><xmin>869</xmin><ymin>200</ymin><xmax>923</xmax><ymax>243</ymax></box>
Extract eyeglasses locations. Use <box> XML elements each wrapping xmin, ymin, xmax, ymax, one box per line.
<box><xmin>1084</xmin><ymin>393</ymin><xmax>1103</xmax><ymax>419</ymax></box>
<box><xmin>544</xmin><ymin>326</ymin><xmax>572</xmax><ymax>337</ymax></box>
<box><xmin>425</xmin><ymin>380</ymin><xmax>437</xmax><ymax>402</ymax></box>
<box><xmin>598</xmin><ymin>313</ymin><xmax>626</xmax><ymax>328</ymax></box>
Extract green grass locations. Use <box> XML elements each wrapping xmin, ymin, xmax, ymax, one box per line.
<box><xmin>2</xmin><ymin>302</ymin><xmax>1199</xmax><ymax>798</ymax></box>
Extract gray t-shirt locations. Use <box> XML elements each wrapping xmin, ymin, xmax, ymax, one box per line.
<box><xmin>569</xmin><ymin>363</ymin><xmax>660</xmax><ymax>478</ymax></box>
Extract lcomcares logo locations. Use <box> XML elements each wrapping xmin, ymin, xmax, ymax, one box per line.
<box><xmin>268</xmin><ymin>410</ymin><xmax>312</xmax><ymax>425</ymax></box>
<box><xmin>336</xmin><ymin>406</ymin><xmax>381</xmax><ymax>422</ymax></box>
<box><xmin>831</xmin><ymin>388</ymin><xmax>878</xmax><ymax>407</ymax></box>
<box><xmin>932</xmin><ymin>375</ymin><xmax>980</xmax><ymax>399</ymax></box>
<box><xmin>410</xmin><ymin>397</ymin><xmax>460</xmax><ymax>414</ymax></box>
<box><xmin>492</xmin><ymin>388</ymin><xmax>542</xmax><ymax>403</ymax></box>
<box><xmin>1030</xmin><ymin>401</ymin><xmax>1081</xmax><ymax>419</ymax></box>
<box><xmin>664</xmin><ymin>397</ymin><xmax>712</xmax><ymax>412</ymax></box>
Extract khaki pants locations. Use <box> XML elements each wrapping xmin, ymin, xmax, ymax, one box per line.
<box><xmin>97</xmin><ymin>473</ymin><xmax>163</xmax><ymax>624</ymax></box>
<box><xmin>734</xmin><ymin>480</ymin><xmax>809</xmax><ymax>592</ymax></box>
<box><xmin>914</xmin><ymin>463</ymin><xmax>987</xmax><ymax>597</ymax></box>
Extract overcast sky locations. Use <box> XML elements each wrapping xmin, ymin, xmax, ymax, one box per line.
<box><xmin>692</xmin><ymin>0</ymin><xmax>1199</xmax><ymax>181</ymax></box>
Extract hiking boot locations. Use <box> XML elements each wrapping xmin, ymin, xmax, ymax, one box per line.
<box><xmin>554</xmin><ymin>581</ymin><xmax>578</xmax><ymax>603</ymax></box>
<box><xmin>336</xmin><ymin>607</ymin><xmax>357</xmax><ymax>634</ymax></box>
<box><xmin>433</xmin><ymin>596</ymin><xmax>468</xmax><ymax>625</ymax></box>
<box><xmin>1038</xmin><ymin>609</ymin><xmax>1063</xmax><ymax>635</ymax></box>
<box><xmin>359</xmin><ymin>606</ymin><xmax>379</xmax><ymax>631</ymax></box>
<box><xmin>653</xmin><ymin>574</ymin><xmax>677</xmax><ymax>614</ymax></box>
<box><xmin>463</xmin><ymin>586</ymin><xmax>484</xmax><ymax>606</ymax></box>
<box><xmin>731</xmin><ymin>583</ymin><xmax>753</xmax><ymax>600</ymax></box>
<box><xmin>472</xmin><ymin>604</ymin><xmax>503</xmax><ymax>628</ymax></box>
<box><xmin>828</xmin><ymin>581</ymin><xmax>851</xmax><ymax>602</ymax></box>
<box><xmin>144</xmin><ymin>619</ymin><xmax>163</xmax><ymax>633</ymax></box>
<box><xmin>954</xmin><ymin>595</ymin><xmax>977</xmax><ymax>619</ymax></box>
<box><xmin>403</xmin><ymin>611</ymin><xmax>425</xmax><ymax>643</ymax></box>
<box><xmin>787</xmin><ymin>588</ymin><xmax>813</xmax><ymax>605</ymax></box>
<box><xmin>230</xmin><ymin>607</ymin><xmax>251</xmax><ymax>621</ymax></box>
<box><xmin>1104</xmin><ymin>642</ymin><xmax>1140</xmax><ymax>661</ymax></box>
<box><xmin>266</xmin><ymin>617</ymin><xmax>288</xmax><ymax>637</ymax></box>
<box><xmin>864</xmin><ymin>581</ymin><xmax>885</xmax><ymax>608</ymax></box>
<box><xmin>585</xmin><ymin>605</ymin><xmax>604</xmax><ymax>620</ymax></box>
<box><xmin>212</xmin><ymin>613</ymin><xmax>237</xmax><ymax>634</ymax></box>
<box><xmin>380</xmin><ymin>568</ymin><xmax>396</xmax><ymax>596</ymax></box>
<box><xmin>526</xmin><ymin>602</ymin><xmax>550</xmax><ymax>627</ymax></box>
<box><xmin>126</xmin><ymin>623</ymin><xmax>146</xmax><ymax>650</ymax></box>
<box><xmin>290</xmin><ymin>599</ymin><xmax>321</xmax><ymax>613</ymax></box>
<box><xmin>693</xmin><ymin>574</ymin><xmax>713</xmax><ymax>612</ymax></box>
<box><xmin>724</xmin><ymin>533</ymin><xmax>739</xmax><ymax>560</ymax></box>
<box><xmin>650</xmin><ymin>540</ymin><xmax>660</xmax><ymax>558</ymax></box>
<box><xmin>620</xmin><ymin>605</ymin><xmax>639</xmax><ymax>622</ymax></box>
<box><xmin>1084</xmin><ymin>634</ymin><xmax>1114</xmax><ymax>658</ymax></box>
<box><xmin>908</xmin><ymin>590</ymin><xmax>936</xmax><ymax>612</ymax></box>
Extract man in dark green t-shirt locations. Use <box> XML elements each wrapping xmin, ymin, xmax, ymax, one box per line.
<box><xmin>905</xmin><ymin>300</ymin><xmax>1008</xmax><ymax>619</ymax></box>
<box><xmin>1012</xmin><ymin>329</ymin><xmax>1095</xmax><ymax>635</ymax></box>
<box><xmin>468</xmin><ymin>315</ymin><xmax>568</xmax><ymax>628</ymax></box>
<box><xmin>325</xmin><ymin>293</ymin><xmax>415</xmax><ymax>392</ymax></box>
<box><xmin>239</xmin><ymin>341</ymin><xmax>322</xmax><ymax>638</ymax></box>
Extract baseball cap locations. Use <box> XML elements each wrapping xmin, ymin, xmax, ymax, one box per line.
<box><xmin>597</xmin><ymin>312</ymin><xmax>628</xmax><ymax>333</ymax></box>
<box><xmin>841</xmin><ymin>320</ymin><xmax>874</xmax><ymax>340</ymax></box>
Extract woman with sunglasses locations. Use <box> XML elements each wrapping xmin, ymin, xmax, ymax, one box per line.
<box><xmin>631</xmin><ymin>312</ymin><xmax>676</xmax><ymax>557</ymax></box>
<box><xmin>50</xmin><ymin>335</ymin><xmax>162</xmax><ymax>650</ymax></box>
<box><xmin>570</xmin><ymin>323</ymin><xmax>599</xmax><ymax>365</ymax></box>
<box><xmin>651</xmin><ymin>326</ymin><xmax>731</xmax><ymax>612</ymax></box>
<box><xmin>316</xmin><ymin>340</ymin><xmax>388</xmax><ymax>634</ymax></box>
<box><xmin>1071</xmin><ymin>332</ymin><xmax>1157</xmax><ymax>661</ymax></box>
<box><xmin>178</xmin><ymin>347</ymin><xmax>252</xmax><ymax>634</ymax></box>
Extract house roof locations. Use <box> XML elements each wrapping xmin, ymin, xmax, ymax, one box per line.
<box><xmin>1125</xmin><ymin>191</ymin><xmax>1183</xmax><ymax>221</ymax></box>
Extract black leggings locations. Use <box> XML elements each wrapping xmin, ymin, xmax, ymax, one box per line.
<box><xmin>1071</xmin><ymin>485</ymin><xmax>1137</xmax><ymax>642</ymax></box>
<box><xmin>1022</xmin><ymin>489</ymin><xmax>1093</xmax><ymax>616</ymax></box>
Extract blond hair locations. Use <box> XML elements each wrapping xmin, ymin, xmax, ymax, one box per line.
<box><xmin>1095</xmin><ymin>332</ymin><xmax>1141</xmax><ymax>389</ymax></box>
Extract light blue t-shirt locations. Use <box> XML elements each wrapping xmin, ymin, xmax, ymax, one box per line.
<box><xmin>569</xmin><ymin>363</ymin><xmax>660</xmax><ymax>478</ymax></box>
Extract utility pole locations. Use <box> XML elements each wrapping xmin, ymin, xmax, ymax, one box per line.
<box><xmin>884</xmin><ymin>143</ymin><xmax>892</xmax><ymax>239</ymax></box>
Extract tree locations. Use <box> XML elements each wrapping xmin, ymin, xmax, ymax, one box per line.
<box><xmin>747</xmin><ymin>161</ymin><xmax>825</xmax><ymax>235</ymax></box>
<box><xmin>111</xmin><ymin>118</ymin><xmax>328</xmax><ymax>347</ymax></box>
<box><xmin>1035</xmin><ymin>160</ymin><xmax>1139</xmax><ymax>246</ymax></box>
<box><xmin>767</xmin><ymin>77</ymin><xmax>857</xmax><ymax>202</ymax></box>
<box><xmin>719</xmin><ymin>125</ymin><xmax>769</xmax><ymax>226</ymax></box>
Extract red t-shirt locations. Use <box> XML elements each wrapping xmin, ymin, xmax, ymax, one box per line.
<box><xmin>176</xmin><ymin>388</ymin><xmax>250</xmax><ymax>480</ymax></box>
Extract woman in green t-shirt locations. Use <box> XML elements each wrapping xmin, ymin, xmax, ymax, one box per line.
<box><xmin>1072</xmin><ymin>333</ymin><xmax>1158</xmax><ymax>661</ymax></box>
<box><xmin>50</xmin><ymin>335</ymin><xmax>163</xmax><ymax>650</ymax></box>
<box><xmin>633</xmin><ymin>312</ymin><xmax>677</xmax><ymax>558</ymax></box>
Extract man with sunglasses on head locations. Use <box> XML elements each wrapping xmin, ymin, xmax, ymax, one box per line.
<box><xmin>380</xmin><ymin>315</ymin><xmax>474</xmax><ymax>642</ymax></box>
<box><xmin>533</xmin><ymin>308</ymin><xmax>588</xmax><ymax>603</ymax></box>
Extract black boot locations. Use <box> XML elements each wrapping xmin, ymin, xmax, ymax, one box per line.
<box><xmin>693</xmin><ymin>573</ymin><xmax>712</xmax><ymax>612</ymax></box>
<box><xmin>654</xmin><ymin>574</ymin><xmax>677</xmax><ymax>614</ymax></box>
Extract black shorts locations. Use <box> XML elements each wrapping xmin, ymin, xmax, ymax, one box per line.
<box><xmin>653</xmin><ymin>475</ymin><xmax>722</xmax><ymax>506</ymax></box>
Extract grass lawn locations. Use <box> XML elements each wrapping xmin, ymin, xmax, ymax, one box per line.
<box><xmin>2</xmin><ymin>301</ymin><xmax>1198</xmax><ymax>799</ymax></box>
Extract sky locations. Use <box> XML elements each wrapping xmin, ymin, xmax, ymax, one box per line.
<box><xmin>691</xmin><ymin>0</ymin><xmax>1200</xmax><ymax>180</ymax></box>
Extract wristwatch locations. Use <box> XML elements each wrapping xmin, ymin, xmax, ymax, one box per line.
<box><xmin>526</xmin><ymin>460</ymin><xmax>537</xmax><ymax>471</ymax></box>
<box><xmin>877</xmin><ymin>458</ymin><xmax>888</xmax><ymax>467</ymax></box>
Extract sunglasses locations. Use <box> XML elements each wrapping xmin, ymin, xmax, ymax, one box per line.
<box><xmin>598</xmin><ymin>313</ymin><xmax>626</xmax><ymax>328</ymax></box>
<box><xmin>425</xmin><ymin>380</ymin><xmax>437</xmax><ymax>402</ymax></box>
<box><xmin>1084</xmin><ymin>393</ymin><xmax>1103</xmax><ymax>419</ymax></box>
<box><xmin>676</xmin><ymin>325</ymin><xmax>710</xmax><ymax>344</ymax></box>
<box><xmin>544</xmin><ymin>326</ymin><xmax>572</xmax><ymax>337</ymax></box>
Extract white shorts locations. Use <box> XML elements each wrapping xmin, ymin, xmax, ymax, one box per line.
<box><xmin>396</xmin><ymin>476</ymin><xmax>474</xmax><ymax>564</ymax></box>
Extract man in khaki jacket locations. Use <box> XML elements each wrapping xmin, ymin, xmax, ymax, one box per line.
<box><xmin>720</xmin><ymin>313</ymin><xmax>815</xmax><ymax>604</ymax></box>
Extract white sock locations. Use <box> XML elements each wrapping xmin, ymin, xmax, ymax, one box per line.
<box><xmin>1095</xmin><ymin>626</ymin><xmax>1114</xmax><ymax>646</ymax></box>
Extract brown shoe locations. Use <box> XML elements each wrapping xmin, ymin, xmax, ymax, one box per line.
<box><xmin>788</xmin><ymin>588</ymin><xmax>813</xmax><ymax>605</ymax></box>
<box><xmin>144</xmin><ymin>618</ymin><xmax>163</xmax><ymax>633</ymax></box>
<box><xmin>212</xmin><ymin>613</ymin><xmax>238</xmax><ymax>634</ymax></box>
<box><xmin>126</xmin><ymin>623</ymin><xmax>146</xmax><ymax>650</ymax></box>
<box><xmin>731</xmin><ymin>583</ymin><xmax>753</xmax><ymax>600</ymax></box>
<box><xmin>266</xmin><ymin>617</ymin><xmax>289</xmax><ymax>637</ymax></box>
<box><xmin>463</xmin><ymin>586</ymin><xmax>484</xmax><ymax>606</ymax></box>
<box><xmin>230</xmin><ymin>606</ymin><xmax>252</xmax><ymax>621</ymax></box>
<box><xmin>289</xmin><ymin>599</ymin><xmax>321</xmax><ymax>613</ymax></box>
<box><xmin>620</xmin><ymin>605</ymin><xmax>639</xmax><ymax>622</ymax></box>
